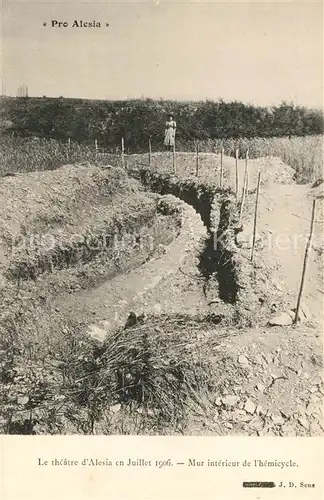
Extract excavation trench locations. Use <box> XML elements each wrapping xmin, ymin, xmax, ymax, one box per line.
<box><xmin>4</xmin><ymin>161</ymin><xmax>318</xmax><ymax>436</ymax></box>
<box><xmin>130</xmin><ymin>168</ymin><xmax>240</xmax><ymax>306</ymax></box>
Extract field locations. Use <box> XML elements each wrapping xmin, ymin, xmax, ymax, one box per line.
<box><xmin>180</xmin><ymin>135</ymin><xmax>323</xmax><ymax>183</ymax></box>
<box><xmin>1</xmin><ymin>144</ymin><xmax>323</xmax><ymax>436</ymax></box>
<box><xmin>0</xmin><ymin>103</ymin><xmax>323</xmax><ymax>437</ymax></box>
<box><xmin>0</xmin><ymin>133</ymin><xmax>323</xmax><ymax>183</ymax></box>
<box><xmin>0</xmin><ymin>164</ymin><xmax>189</xmax><ymax>434</ymax></box>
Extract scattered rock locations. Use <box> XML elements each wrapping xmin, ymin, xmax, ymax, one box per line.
<box><xmin>298</xmin><ymin>417</ymin><xmax>310</xmax><ymax>431</ymax></box>
<box><xmin>297</xmin><ymin>404</ymin><xmax>306</xmax><ymax>416</ymax></box>
<box><xmin>281</xmin><ymin>423</ymin><xmax>297</xmax><ymax>436</ymax></box>
<box><xmin>270</xmin><ymin>302</ymin><xmax>279</xmax><ymax>312</ymax></box>
<box><xmin>254</xmin><ymin>354</ymin><xmax>264</xmax><ymax>366</ymax></box>
<box><xmin>269</xmin><ymin>312</ymin><xmax>293</xmax><ymax>326</ymax></box>
<box><xmin>286</xmin><ymin>309</ymin><xmax>295</xmax><ymax>320</ymax></box>
<box><xmin>271</xmin><ymin>413</ymin><xmax>285</xmax><ymax>426</ymax></box>
<box><xmin>249</xmin><ymin>417</ymin><xmax>263</xmax><ymax>431</ymax></box>
<box><xmin>88</xmin><ymin>324</ymin><xmax>107</xmax><ymax>342</ymax></box>
<box><xmin>279</xmin><ymin>409</ymin><xmax>290</xmax><ymax>419</ymax></box>
<box><xmin>224</xmin><ymin>422</ymin><xmax>233</xmax><ymax>429</ymax></box>
<box><xmin>305</xmin><ymin>403</ymin><xmax>317</xmax><ymax>416</ymax></box>
<box><xmin>263</xmin><ymin>353</ymin><xmax>273</xmax><ymax>365</ymax></box>
<box><xmin>310</xmin><ymin>421</ymin><xmax>323</xmax><ymax>435</ymax></box>
<box><xmin>223</xmin><ymin>395</ymin><xmax>240</xmax><ymax>407</ymax></box>
<box><xmin>309</xmin><ymin>394</ymin><xmax>320</xmax><ymax>404</ymax></box>
<box><xmin>215</xmin><ymin>397</ymin><xmax>223</xmax><ymax>407</ymax></box>
<box><xmin>244</xmin><ymin>399</ymin><xmax>256</xmax><ymax>415</ymax></box>
<box><xmin>238</xmin><ymin>354</ymin><xmax>249</xmax><ymax>365</ymax></box>
<box><xmin>232</xmin><ymin>410</ymin><xmax>251</xmax><ymax>423</ymax></box>
<box><xmin>256</xmin><ymin>405</ymin><xmax>264</xmax><ymax>416</ymax></box>
<box><xmin>306</xmin><ymin>402</ymin><xmax>322</xmax><ymax>419</ymax></box>
<box><xmin>270</xmin><ymin>369</ymin><xmax>286</xmax><ymax>381</ymax></box>
<box><xmin>290</xmin><ymin>303</ymin><xmax>311</xmax><ymax>323</ymax></box>
<box><xmin>256</xmin><ymin>383</ymin><xmax>266</xmax><ymax>393</ymax></box>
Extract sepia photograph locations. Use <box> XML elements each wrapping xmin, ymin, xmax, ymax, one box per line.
<box><xmin>0</xmin><ymin>0</ymin><xmax>323</xmax><ymax>446</ymax></box>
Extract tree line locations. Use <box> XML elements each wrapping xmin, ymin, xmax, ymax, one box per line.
<box><xmin>2</xmin><ymin>96</ymin><xmax>323</xmax><ymax>152</ymax></box>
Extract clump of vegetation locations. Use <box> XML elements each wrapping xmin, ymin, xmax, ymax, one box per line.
<box><xmin>1</xmin><ymin>96</ymin><xmax>322</xmax><ymax>150</ymax></box>
<box><xmin>0</xmin><ymin>314</ymin><xmax>224</xmax><ymax>435</ymax></box>
<box><xmin>190</xmin><ymin>135</ymin><xmax>323</xmax><ymax>183</ymax></box>
<box><xmin>0</xmin><ymin>135</ymin><xmax>97</xmax><ymax>176</ymax></box>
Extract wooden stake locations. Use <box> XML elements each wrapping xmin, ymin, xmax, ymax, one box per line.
<box><xmin>121</xmin><ymin>137</ymin><xmax>125</xmax><ymax>168</ymax></box>
<box><xmin>68</xmin><ymin>138</ymin><xmax>71</xmax><ymax>150</ymax></box>
<box><xmin>251</xmin><ymin>172</ymin><xmax>261</xmax><ymax>262</ymax></box>
<box><xmin>148</xmin><ymin>138</ymin><xmax>152</xmax><ymax>168</ymax></box>
<box><xmin>294</xmin><ymin>199</ymin><xmax>317</xmax><ymax>324</ymax></box>
<box><xmin>94</xmin><ymin>139</ymin><xmax>98</xmax><ymax>151</ymax></box>
<box><xmin>235</xmin><ymin>148</ymin><xmax>239</xmax><ymax>199</ymax></box>
<box><xmin>220</xmin><ymin>146</ymin><xmax>224</xmax><ymax>189</ymax></box>
<box><xmin>172</xmin><ymin>143</ymin><xmax>176</xmax><ymax>174</ymax></box>
<box><xmin>196</xmin><ymin>143</ymin><xmax>199</xmax><ymax>176</ymax></box>
<box><xmin>238</xmin><ymin>150</ymin><xmax>249</xmax><ymax>224</ymax></box>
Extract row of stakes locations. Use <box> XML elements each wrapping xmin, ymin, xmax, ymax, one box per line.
<box><xmin>119</xmin><ymin>137</ymin><xmax>244</xmax><ymax>195</ymax></box>
<box><xmin>93</xmin><ymin>136</ymin><xmax>316</xmax><ymax>326</ymax></box>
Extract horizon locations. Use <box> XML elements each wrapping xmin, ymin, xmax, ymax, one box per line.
<box><xmin>2</xmin><ymin>1</ymin><xmax>323</xmax><ymax>109</ymax></box>
<box><xmin>1</xmin><ymin>94</ymin><xmax>323</xmax><ymax>112</ymax></box>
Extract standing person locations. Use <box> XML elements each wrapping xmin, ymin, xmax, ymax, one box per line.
<box><xmin>164</xmin><ymin>115</ymin><xmax>176</xmax><ymax>151</ymax></box>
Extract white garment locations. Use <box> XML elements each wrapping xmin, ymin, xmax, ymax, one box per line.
<box><xmin>164</xmin><ymin>120</ymin><xmax>176</xmax><ymax>146</ymax></box>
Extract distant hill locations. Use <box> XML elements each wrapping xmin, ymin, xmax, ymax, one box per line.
<box><xmin>1</xmin><ymin>96</ymin><xmax>323</xmax><ymax>152</ymax></box>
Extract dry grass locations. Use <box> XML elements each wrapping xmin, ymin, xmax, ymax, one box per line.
<box><xmin>178</xmin><ymin>135</ymin><xmax>323</xmax><ymax>183</ymax></box>
<box><xmin>0</xmin><ymin>313</ymin><xmax>232</xmax><ymax>435</ymax></box>
<box><xmin>0</xmin><ymin>135</ymin><xmax>98</xmax><ymax>176</ymax></box>
<box><xmin>1</xmin><ymin>133</ymin><xmax>322</xmax><ymax>183</ymax></box>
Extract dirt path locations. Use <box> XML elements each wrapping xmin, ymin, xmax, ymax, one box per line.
<box><xmin>184</xmin><ymin>323</ymin><xmax>323</xmax><ymax>437</ymax></box>
<box><xmin>49</xmin><ymin>197</ymin><xmax>207</xmax><ymax>341</ymax></box>
<box><xmin>122</xmin><ymin>153</ymin><xmax>323</xmax><ymax>436</ymax></box>
<box><xmin>241</xmin><ymin>183</ymin><xmax>324</xmax><ymax>324</ymax></box>
<box><xmin>128</xmin><ymin>152</ymin><xmax>295</xmax><ymax>192</ymax></box>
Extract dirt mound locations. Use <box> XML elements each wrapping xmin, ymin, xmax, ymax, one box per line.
<box><xmin>1</xmin><ymin>154</ymin><xmax>322</xmax><ymax>437</ymax></box>
<box><xmin>0</xmin><ymin>164</ymin><xmax>186</xmax><ymax>335</ymax></box>
<box><xmin>4</xmin><ymin>312</ymin><xmax>320</xmax><ymax>436</ymax></box>
<box><xmin>0</xmin><ymin>164</ymin><xmax>156</xmax><ymax>280</ymax></box>
<box><xmin>0</xmin><ymin>163</ymin><xmax>141</xmax><ymax>243</ymax></box>
<box><xmin>128</xmin><ymin>152</ymin><xmax>296</xmax><ymax>192</ymax></box>
<box><xmin>130</xmin><ymin>158</ymin><xmax>323</xmax><ymax>328</ymax></box>
<box><xmin>85</xmin><ymin>195</ymin><xmax>207</xmax><ymax>340</ymax></box>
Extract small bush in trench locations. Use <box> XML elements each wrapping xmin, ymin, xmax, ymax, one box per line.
<box><xmin>0</xmin><ymin>314</ymin><xmax>226</xmax><ymax>435</ymax></box>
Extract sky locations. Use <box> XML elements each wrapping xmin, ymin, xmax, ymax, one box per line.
<box><xmin>1</xmin><ymin>0</ymin><xmax>323</xmax><ymax>108</ymax></box>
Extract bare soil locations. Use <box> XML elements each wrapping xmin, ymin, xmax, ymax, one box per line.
<box><xmin>121</xmin><ymin>153</ymin><xmax>323</xmax><ymax>436</ymax></box>
<box><xmin>1</xmin><ymin>154</ymin><xmax>322</xmax><ymax>436</ymax></box>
